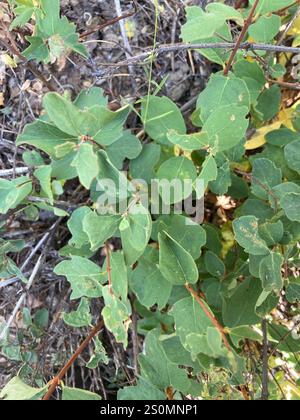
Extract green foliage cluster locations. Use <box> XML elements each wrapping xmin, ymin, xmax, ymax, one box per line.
<box><xmin>1</xmin><ymin>0</ymin><xmax>300</xmax><ymax>401</ymax></box>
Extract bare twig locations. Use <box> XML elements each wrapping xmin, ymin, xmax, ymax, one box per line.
<box><xmin>261</xmin><ymin>319</ymin><xmax>269</xmax><ymax>400</ymax></box>
<box><xmin>42</xmin><ymin>319</ymin><xmax>104</xmax><ymax>400</ymax></box>
<box><xmin>277</xmin><ymin>5</ymin><xmax>300</xmax><ymax>45</ymax></box>
<box><xmin>0</xmin><ymin>167</ymin><xmax>29</xmax><ymax>177</ymax></box>
<box><xmin>95</xmin><ymin>42</ymin><xmax>300</xmax><ymax>77</ymax></box>
<box><xmin>224</xmin><ymin>0</ymin><xmax>260</xmax><ymax>76</ymax></box>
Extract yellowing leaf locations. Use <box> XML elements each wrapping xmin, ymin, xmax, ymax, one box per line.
<box><xmin>2</xmin><ymin>54</ymin><xmax>17</xmax><ymax>68</ymax></box>
<box><xmin>125</xmin><ymin>19</ymin><xmax>136</xmax><ymax>39</ymax></box>
<box><xmin>287</xmin><ymin>15</ymin><xmax>300</xmax><ymax>37</ymax></box>
<box><xmin>245</xmin><ymin>106</ymin><xmax>297</xmax><ymax>150</ymax></box>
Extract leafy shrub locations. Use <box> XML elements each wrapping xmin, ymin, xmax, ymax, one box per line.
<box><xmin>1</xmin><ymin>0</ymin><xmax>300</xmax><ymax>401</ymax></box>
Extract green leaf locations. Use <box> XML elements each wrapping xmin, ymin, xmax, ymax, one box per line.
<box><xmin>250</xmin><ymin>0</ymin><xmax>295</xmax><ymax>14</ymax></box>
<box><xmin>74</xmin><ymin>87</ymin><xmax>107</xmax><ymax>110</ymax></box>
<box><xmin>158</xmin><ymin>232</ymin><xmax>199</xmax><ymax>285</ymax></box>
<box><xmin>0</xmin><ymin>377</ymin><xmax>47</xmax><ymax>401</ymax></box>
<box><xmin>83</xmin><ymin>212</ymin><xmax>121</xmax><ymax>252</ymax></box>
<box><xmin>54</xmin><ymin>256</ymin><xmax>104</xmax><ymax>299</ymax></box>
<box><xmin>62</xmin><ymin>387</ymin><xmax>101</xmax><ymax>401</ymax></box>
<box><xmin>86</xmin><ymin>337</ymin><xmax>109</xmax><ymax>369</ymax></box>
<box><xmin>170</xmin><ymin>296</ymin><xmax>216</xmax><ymax>358</ymax></box>
<box><xmin>129</xmin><ymin>247</ymin><xmax>172</xmax><ymax>309</ymax></box>
<box><xmin>34</xmin><ymin>165</ymin><xmax>53</xmax><ymax>204</ymax></box>
<box><xmin>17</xmin><ymin>120</ymin><xmax>76</xmax><ymax>158</ymax></box>
<box><xmin>255</xmin><ymin>85</ymin><xmax>281</xmax><ymax>122</ymax></box>
<box><xmin>222</xmin><ymin>278</ymin><xmax>262</xmax><ymax>328</ymax></box>
<box><xmin>204</xmin><ymin>251</ymin><xmax>225</xmax><ymax>278</ymax></box>
<box><xmin>129</xmin><ymin>143</ymin><xmax>161</xmax><ymax>183</ymax></box>
<box><xmin>0</xmin><ymin>177</ymin><xmax>32</xmax><ymax>214</ymax></box>
<box><xmin>142</xmin><ymin>96</ymin><xmax>186</xmax><ymax>146</ymax></box>
<box><xmin>67</xmin><ymin>206</ymin><xmax>91</xmax><ymax>248</ymax></box>
<box><xmin>156</xmin><ymin>156</ymin><xmax>197</xmax><ymax>204</ymax></box>
<box><xmin>120</xmin><ymin>203</ymin><xmax>152</xmax><ymax>266</ymax></box>
<box><xmin>152</xmin><ymin>214</ymin><xmax>206</xmax><ymax>259</ymax></box>
<box><xmin>259</xmin><ymin>252</ymin><xmax>283</xmax><ymax>292</ymax></box>
<box><xmin>181</xmin><ymin>5</ymin><xmax>243</xmax><ymax>42</ymax></box>
<box><xmin>233</xmin><ymin>216</ymin><xmax>270</xmax><ymax>256</ymax></box>
<box><xmin>106</xmin><ymin>251</ymin><xmax>128</xmax><ymax>302</ymax></box>
<box><xmin>251</xmin><ymin>158</ymin><xmax>282</xmax><ymax>200</ymax></box>
<box><xmin>106</xmin><ymin>131</ymin><xmax>142</xmax><ymax>170</ymax></box>
<box><xmin>102</xmin><ymin>286</ymin><xmax>131</xmax><ymax>347</ymax></box>
<box><xmin>71</xmin><ymin>143</ymin><xmax>99</xmax><ymax>189</ymax></box>
<box><xmin>286</xmin><ymin>282</ymin><xmax>300</xmax><ymax>303</ymax></box>
<box><xmin>281</xmin><ymin>192</ymin><xmax>300</xmax><ymax>222</ymax></box>
<box><xmin>248</xmin><ymin>15</ymin><xmax>281</xmax><ymax>43</ymax></box>
<box><xmin>203</xmin><ymin>105</ymin><xmax>249</xmax><ymax>153</ymax></box>
<box><xmin>209</xmin><ymin>158</ymin><xmax>232</xmax><ymax>195</ymax></box>
<box><xmin>63</xmin><ymin>298</ymin><xmax>92</xmax><ymax>328</ymax></box>
<box><xmin>284</xmin><ymin>140</ymin><xmax>300</xmax><ymax>174</ymax></box>
<box><xmin>197</xmin><ymin>74</ymin><xmax>250</xmax><ymax>122</ymax></box>
<box><xmin>198</xmin><ymin>154</ymin><xmax>218</xmax><ymax>189</ymax></box>
<box><xmin>118</xmin><ymin>377</ymin><xmax>165</xmax><ymax>401</ymax></box>
<box><xmin>258</xmin><ymin>220</ymin><xmax>284</xmax><ymax>246</ymax></box>
<box><xmin>43</xmin><ymin>93</ymin><xmax>87</xmax><ymax>137</ymax></box>
<box><xmin>167</xmin><ymin>130</ymin><xmax>207</xmax><ymax>151</ymax></box>
<box><xmin>139</xmin><ymin>329</ymin><xmax>191</xmax><ymax>394</ymax></box>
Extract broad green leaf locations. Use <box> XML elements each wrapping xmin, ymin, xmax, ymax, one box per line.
<box><xmin>63</xmin><ymin>298</ymin><xmax>92</xmax><ymax>328</ymax></box>
<box><xmin>248</xmin><ymin>15</ymin><xmax>281</xmax><ymax>43</ymax></box>
<box><xmin>83</xmin><ymin>212</ymin><xmax>121</xmax><ymax>252</ymax></box>
<box><xmin>255</xmin><ymin>85</ymin><xmax>281</xmax><ymax>122</ymax></box>
<box><xmin>62</xmin><ymin>387</ymin><xmax>101</xmax><ymax>401</ymax></box>
<box><xmin>281</xmin><ymin>192</ymin><xmax>300</xmax><ymax>222</ymax></box>
<box><xmin>106</xmin><ymin>131</ymin><xmax>142</xmax><ymax>170</ymax></box>
<box><xmin>0</xmin><ymin>377</ymin><xmax>47</xmax><ymax>401</ymax></box>
<box><xmin>0</xmin><ymin>177</ymin><xmax>32</xmax><ymax>214</ymax></box>
<box><xmin>101</xmin><ymin>285</ymin><xmax>131</xmax><ymax>347</ymax></box>
<box><xmin>34</xmin><ymin>165</ymin><xmax>53</xmax><ymax>204</ymax></box>
<box><xmin>158</xmin><ymin>232</ymin><xmax>199</xmax><ymax>285</ymax></box>
<box><xmin>156</xmin><ymin>156</ymin><xmax>197</xmax><ymax>204</ymax></box>
<box><xmin>198</xmin><ymin>154</ymin><xmax>218</xmax><ymax>189</ymax></box>
<box><xmin>233</xmin><ymin>60</ymin><xmax>265</xmax><ymax>104</ymax></box>
<box><xmin>259</xmin><ymin>252</ymin><xmax>284</xmax><ymax>292</ymax></box>
<box><xmin>139</xmin><ymin>329</ymin><xmax>191</xmax><ymax>394</ymax></box>
<box><xmin>251</xmin><ymin>158</ymin><xmax>282</xmax><ymax>200</ymax></box>
<box><xmin>250</xmin><ymin>0</ymin><xmax>295</xmax><ymax>14</ymax></box>
<box><xmin>204</xmin><ymin>251</ymin><xmax>225</xmax><ymax>278</ymax></box>
<box><xmin>197</xmin><ymin>74</ymin><xmax>250</xmax><ymax>122</ymax></box>
<box><xmin>74</xmin><ymin>87</ymin><xmax>107</xmax><ymax>110</ymax></box>
<box><xmin>284</xmin><ymin>140</ymin><xmax>300</xmax><ymax>174</ymax></box>
<box><xmin>167</xmin><ymin>130</ymin><xmax>207</xmax><ymax>151</ymax></box>
<box><xmin>142</xmin><ymin>96</ymin><xmax>186</xmax><ymax>146</ymax></box>
<box><xmin>222</xmin><ymin>278</ymin><xmax>262</xmax><ymax>328</ymax></box>
<box><xmin>170</xmin><ymin>296</ymin><xmax>216</xmax><ymax>358</ymax></box>
<box><xmin>286</xmin><ymin>283</ymin><xmax>300</xmax><ymax>303</ymax></box>
<box><xmin>203</xmin><ymin>105</ymin><xmax>249</xmax><ymax>153</ymax></box>
<box><xmin>17</xmin><ymin>120</ymin><xmax>76</xmax><ymax>158</ymax></box>
<box><xmin>91</xmin><ymin>106</ymin><xmax>129</xmax><ymax>146</ymax></box>
<box><xmin>43</xmin><ymin>93</ymin><xmax>88</xmax><ymax>136</ymax></box>
<box><xmin>120</xmin><ymin>203</ymin><xmax>152</xmax><ymax>266</ymax></box>
<box><xmin>54</xmin><ymin>256</ymin><xmax>104</xmax><ymax>299</ymax></box>
<box><xmin>181</xmin><ymin>6</ymin><xmax>225</xmax><ymax>42</ymax></box>
<box><xmin>67</xmin><ymin>206</ymin><xmax>91</xmax><ymax>248</ymax></box>
<box><xmin>106</xmin><ymin>251</ymin><xmax>128</xmax><ymax>302</ymax></box>
<box><xmin>258</xmin><ymin>220</ymin><xmax>284</xmax><ymax>246</ymax></box>
<box><xmin>71</xmin><ymin>143</ymin><xmax>99</xmax><ymax>189</ymax></box>
<box><xmin>233</xmin><ymin>216</ymin><xmax>270</xmax><ymax>256</ymax></box>
<box><xmin>129</xmin><ymin>247</ymin><xmax>172</xmax><ymax>309</ymax></box>
<box><xmin>129</xmin><ymin>143</ymin><xmax>161</xmax><ymax>183</ymax></box>
<box><xmin>209</xmin><ymin>158</ymin><xmax>232</xmax><ymax>195</ymax></box>
<box><xmin>118</xmin><ymin>377</ymin><xmax>165</xmax><ymax>401</ymax></box>
<box><xmin>152</xmin><ymin>214</ymin><xmax>206</xmax><ymax>259</ymax></box>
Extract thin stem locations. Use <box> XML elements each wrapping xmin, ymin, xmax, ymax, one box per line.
<box><xmin>42</xmin><ymin>319</ymin><xmax>104</xmax><ymax>400</ymax></box>
<box><xmin>224</xmin><ymin>0</ymin><xmax>260</xmax><ymax>75</ymax></box>
<box><xmin>185</xmin><ymin>283</ymin><xmax>232</xmax><ymax>353</ymax></box>
<box><xmin>261</xmin><ymin>319</ymin><xmax>269</xmax><ymax>400</ymax></box>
